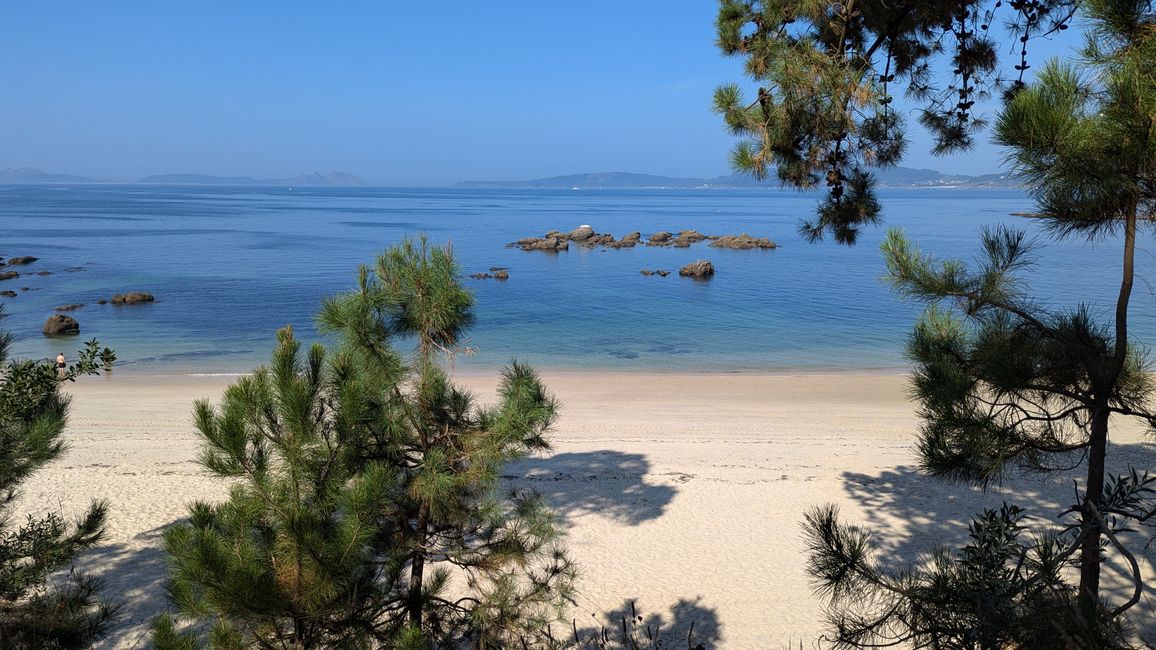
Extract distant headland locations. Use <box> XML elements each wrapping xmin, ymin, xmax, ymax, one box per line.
<box><xmin>455</xmin><ymin>168</ymin><xmax>1019</xmax><ymax>190</ymax></box>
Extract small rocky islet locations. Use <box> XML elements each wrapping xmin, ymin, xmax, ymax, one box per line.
<box><xmin>509</xmin><ymin>225</ymin><xmax>777</xmax><ymax>252</ymax></box>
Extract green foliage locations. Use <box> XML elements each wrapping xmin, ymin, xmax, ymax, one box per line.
<box><xmin>713</xmin><ymin>0</ymin><xmax>1080</xmax><ymax>243</ymax></box>
<box><xmin>804</xmin><ymin>503</ymin><xmax>1127</xmax><ymax>648</ymax></box>
<box><xmin>158</xmin><ymin>238</ymin><xmax>576</xmax><ymax>648</ymax></box>
<box><xmin>0</xmin><ymin>311</ymin><xmax>116</xmax><ymax>648</ymax></box>
<box><xmin>803</xmin><ymin>1</ymin><xmax>1156</xmax><ymax>645</ymax></box>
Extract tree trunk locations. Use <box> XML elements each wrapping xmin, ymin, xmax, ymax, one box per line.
<box><xmin>1079</xmin><ymin>206</ymin><xmax>1138</xmax><ymax>618</ymax></box>
<box><xmin>407</xmin><ymin>502</ymin><xmax>430</xmax><ymax>630</ymax></box>
<box><xmin>1079</xmin><ymin>405</ymin><xmax>1109</xmax><ymax>619</ymax></box>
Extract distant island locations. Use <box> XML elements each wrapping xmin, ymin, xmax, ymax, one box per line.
<box><xmin>0</xmin><ymin>167</ymin><xmax>105</xmax><ymax>184</ymax></box>
<box><xmin>135</xmin><ymin>171</ymin><xmax>362</xmax><ymax>186</ymax></box>
<box><xmin>456</xmin><ymin>167</ymin><xmax>1019</xmax><ymax>190</ymax></box>
<box><xmin>0</xmin><ymin>167</ymin><xmax>362</xmax><ymax>186</ymax></box>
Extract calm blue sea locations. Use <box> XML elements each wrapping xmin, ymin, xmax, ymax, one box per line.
<box><xmin>1</xmin><ymin>184</ymin><xmax>1151</xmax><ymax>374</ymax></box>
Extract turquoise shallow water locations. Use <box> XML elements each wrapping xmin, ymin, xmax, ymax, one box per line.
<box><xmin>1</xmin><ymin>184</ymin><xmax>1152</xmax><ymax>374</ymax></box>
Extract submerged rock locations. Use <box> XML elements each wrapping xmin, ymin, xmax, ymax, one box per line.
<box><xmin>54</xmin><ymin>304</ymin><xmax>84</xmax><ymax>312</ymax></box>
<box><xmin>493</xmin><ymin>269</ymin><xmax>509</xmax><ymax>280</ymax></box>
<box><xmin>43</xmin><ymin>314</ymin><xmax>80</xmax><ymax>336</ymax></box>
<box><xmin>7</xmin><ymin>256</ymin><xmax>38</xmax><ymax>266</ymax></box>
<box><xmin>97</xmin><ymin>299</ymin><xmax>108</xmax><ymax>305</ymax></box>
<box><xmin>0</xmin><ymin>290</ymin><xmax>15</xmax><ymax>298</ymax></box>
<box><xmin>111</xmin><ymin>292</ymin><xmax>155</xmax><ymax>304</ymax></box>
<box><xmin>679</xmin><ymin>260</ymin><xmax>715</xmax><ymax>280</ymax></box>
<box><xmin>0</xmin><ymin>271</ymin><xmax>18</xmax><ymax>281</ymax></box>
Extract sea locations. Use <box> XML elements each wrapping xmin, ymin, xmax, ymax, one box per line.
<box><xmin>2</xmin><ymin>184</ymin><xmax>1152</xmax><ymax>375</ymax></box>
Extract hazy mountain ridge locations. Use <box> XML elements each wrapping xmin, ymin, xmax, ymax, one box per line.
<box><xmin>0</xmin><ymin>167</ymin><xmax>362</xmax><ymax>186</ymax></box>
<box><xmin>457</xmin><ymin>167</ymin><xmax>1020</xmax><ymax>189</ymax></box>
<box><xmin>137</xmin><ymin>171</ymin><xmax>362</xmax><ymax>186</ymax></box>
<box><xmin>0</xmin><ymin>167</ymin><xmax>104</xmax><ymax>183</ymax></box>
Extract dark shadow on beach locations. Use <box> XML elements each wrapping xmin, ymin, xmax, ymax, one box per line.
<box><xmin>504</xmin><ymin>450</ymin><xmax>677</xmax><ymax>527</ymax></box>
<box><xmin>76</xmin><ymin>524</ymin><xmax>175</xmax><ymax>649</ymax></box>
<box><xmin>838</xmin><ymin>440</ymin><xmax>1156</xmax><ymax>642</ymax></box>
<box><xmin>570</xmin><ymin>597</ymin><xmax>722</xmax><ymax>649</ymax></box>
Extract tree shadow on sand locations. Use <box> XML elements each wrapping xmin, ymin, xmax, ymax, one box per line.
<box><xmin>569</xmin><ymin>597</ymin><xmax>722</xmax><ymax>649</ymax></box>
<box><xmin>838</xmin><ymin>440</ymin><xmax>1156</xmax><ymax>642</ymax></box>
<box><xmin>504</xmin><ymin>450</ymin><xmax>677</xmax><ymax>527</ymax></box>
<box><xmin>71</xmin><ymin>524</ymin><xmax>174</xmax><ymax>649</ymax></box>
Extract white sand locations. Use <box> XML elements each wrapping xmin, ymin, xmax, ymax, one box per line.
<box><xmin>20</xmin><ymin>371</ymin><xmax>1156</xmax><ymax>648</ymax></box>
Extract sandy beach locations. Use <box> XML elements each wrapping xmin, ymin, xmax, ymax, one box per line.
<box><xmin>21</xmin><ymin>370</ymin><xmax>1156</xmax><ymax>648</ymax></box>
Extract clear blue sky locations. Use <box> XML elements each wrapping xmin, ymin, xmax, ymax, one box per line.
<box><xmin>0</xmin><ymin>2</ymin><xmax>1081</xmax><ymax>185</ymax></box>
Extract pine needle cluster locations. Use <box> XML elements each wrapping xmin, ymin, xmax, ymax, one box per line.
<box><xmin>801</xmin><ymin>0</ymin><xmax>1156</xmax><ymax>645</ymax></box>
<box><xmin>713</xmin><ymin>0</ymin><xmax>1080</xmax><ymax>243</ymax></box>
<box><xmin>155</xmin><ymin>237</ymin><xmax>577</xmax><ymax>648</ymax></box>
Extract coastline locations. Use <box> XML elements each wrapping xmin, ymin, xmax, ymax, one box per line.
<box><xmin>25</xmin><ymin>370</ymin><xmax>1156</xmax><ymax>648</ymax></box>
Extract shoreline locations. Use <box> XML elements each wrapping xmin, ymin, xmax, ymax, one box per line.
<box><xmin>25</xmin><ymin>370</ymin><xmax>1156</xmax><ymax>648</ymax></box>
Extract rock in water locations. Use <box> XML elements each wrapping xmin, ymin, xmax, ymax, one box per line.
<box><xmin>111</xmin><ymin>292</ymin><xmax>155</xmax><ymax>304</ymax></box>
<box><xmin>493</xmin><ymin>269</ymin><xmax>509</xmax><ymax>280</ymax></box>
<box><xmin>0</xmin><ymin>271</ymin><xmax>18</xmax><ymax>281</ymax></box>
<box><xmin>54</xmin><ymin>304</ymin><xmax>84</xmax><ymax>311</ymax></box>
<box><xmin>97</xmin><ymin>299</ymin><xmax>108</xmax><ymax>305</ymax></box>
<box><xmin>43</xmin><ymin>314</ymin><xmax>80</xmax><ymax>336</ymax></box>
<box><xmin>709</xmin><ymin>234</ymin><xmax>778</xmax><ymax>250</ymax></box>
<box><xmin>679</xmin><ymin>260</ymin><xmax>715</xmax><ymax>280</ymax></box>
<box><xmin>0</xmin><ymin>290</ymin><xmax>16</xmax><ymax>298</ymax></box>
<box><xmin>6</xmin><ymin>256</ymin><xmax>38</xmax><ymax>265</ymax></box>
<box><xmin>568</xmin><ymin>225</ymin><xmax>595</xmax><ymax>242</ymax></box>
<box><xmin>648</xmin><ymin>231</ymin><xmax>673</xmax><ymax>246</ymax></box>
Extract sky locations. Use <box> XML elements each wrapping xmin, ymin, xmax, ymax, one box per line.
<box><xmin>0</xmin><ymin>2</ymin><xmax>1083</xmax><ymax>185</ymax></box>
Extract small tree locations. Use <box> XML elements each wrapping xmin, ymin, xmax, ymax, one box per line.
<box><xmin>157</xmin><ymin>238</ymin><xmax>576</xmax><ymax>648</ymax></box>
<box><xmin>0</xmin><ymin>320</ymin><xmax>116</xmax><ymax>648</ymax></box>
<box><xmin>804</xmin><ymin>0</ymin><xmax>1156</xmax><ymax>644</ymax></box>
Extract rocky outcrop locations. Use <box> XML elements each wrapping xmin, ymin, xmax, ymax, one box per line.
<box><xmin>471</xmin><ymin>270</ymin><xmax>510</xmax><ymax>280</ymax></box>
<box><xmin>607</xmin><ymin>232</ymin><xmax>642</xmax><ymax>249</ymax></box>
<box><xmin>641</xmin><ymin>268</ymin><xmax>672</xmax><ymax>277</ymax></box>
<box><xmin>648</xmin><ymin>231</ymin><xmax>673</xmax><ymax>246</ymax></box>
<box><xmin>709</xmin><ymin>234</ymin><xmax>778</xmax><ymax>250</ymax></box>
<box><xmin>512</xmin><ymin>236</ymin><xmax>569</xmax><ymax>252</ymax></box>
<box><xmin>6</xmin><ymin>256</ymin><xmax>37</xmax><ymax>265</ymax></box>
<box><xmin>43</xmin><ymin>314</ymin><xmax>79</xmax><ymax>336</ymax></box>
<box><xmin>0</xmin><ymin>271</ymin><xmax>18</xmax><ymax>281</ymax></box>
<box><xmin>54</xmin><ymin>304</ymin><xmax>84</xmax><ymax>312</ymax></box>
<box><xmin>568</xmin><ymin>225</ymin><xmax>595</xmax><ymax>242</ymax></box>
<box><xmin>679</xmin><ymin>260</ymin><xmax>715</xmax><ymax>280</ymax></box>
<box><xmin>111</xmin><ymin>292</ymin><xmax>155</xmax><ymax>304</ymax></box>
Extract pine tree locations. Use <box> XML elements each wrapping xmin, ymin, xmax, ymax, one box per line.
<box><xmin>156</xmin><ymin>238</ymin><xmax>576</xmax><ymax>648</ymax></box>
<box><xmin>0</xmin><ymin>318</ymin><xmax>116</xmax><ymax>648</ymax></box>
<box><xmin>713</xmin><ymin>0</ymin><xmax>1080</xmax><ymax>243</ymax></box>
<box><xmin>803</xmin><ymin>0</ymin><xmax>1156</xmax><ymax>645</ymax></box>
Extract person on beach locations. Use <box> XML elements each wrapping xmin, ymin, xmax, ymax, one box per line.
<box><xmin>56</xmin><ymin>352</ymin><xmax>66</xmax><ymax>378</ymax></box>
